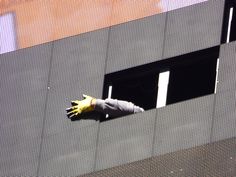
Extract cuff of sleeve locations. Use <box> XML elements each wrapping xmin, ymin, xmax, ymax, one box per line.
<box><xmin>94</xmin><ymin>99</ymin><xmax>105</xmax><ymax>111</ymax></box>
<box><xmin>134</xmin><ymin>106</ymin><xmax>144</xmax><ymax>113</ymax></box>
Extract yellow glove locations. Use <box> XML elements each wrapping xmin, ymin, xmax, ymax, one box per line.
<box><xmin>66</xmin><ymin>94</ymin><xmax>95</xmax><ymax>119</ymax></box>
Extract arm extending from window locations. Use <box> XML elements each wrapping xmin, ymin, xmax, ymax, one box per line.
<box><xmin>66</xmin><ymin>94</ymin><xmax>144</xmax><ymax>119</ymax></box>
<box><xmin>95</xmin><ymin>98</ymin><xmax>144</xmax><ymax>117</ymax></box>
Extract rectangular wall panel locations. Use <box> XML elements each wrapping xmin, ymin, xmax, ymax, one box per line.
<box><xmin>95</xmin><ymin>110</ymin><xmax>156</xmax><ymax>171</ymax></box>
<box><xmin>82</xmin><ymin>137</ymin><xmax>236</xmax><ymax>177</ymax></box>
<box><xmin>0</xmin><ymin>44</ymin><xmax>52</xmax><ymax>176</ymax></box>
<box><xmin>38</xmin><ymin>124</ymin><xmax>98</xmax><ymax>176</ymax></box>
<box><xmin>0</xmin><ymin>137</ymin><xmax>42</xmax><ymax>176</ymax></box>
<box><xmin>37</xmin><ymin>29</ymin><xmax>109</xmax><ymax>176</ymax></box>
<box><xmin>217</xmin><ymin>41</ymin><xmax>236</xmax><ymax>92</ymax></box>
<box><xmin>163</xmin><ymin>0</ymin><xmax>224</xmax><ymax>59</ymax></box>
<box><xmin>212</xmin><ymin>42</ymin><xmax>236</xmax><ymax>142</ymax></box>
<box><xmin>43</xmin><ymin>29</ymin><xmax>109</xmax><ymax>136</ymax></box>
<box><xmin>212</xmin><ymin>90</ymin><xmax>236</xmax><ymax>142</ymax></box>
<box><xmin>153</xmin><ymin>95</ymin><xmax>214</xmax><ymax>156</ymax></box>
<box><xmin>106</xmin><ymin>13</ymin><xmax>167</xmax><ymax>73</ymax></box>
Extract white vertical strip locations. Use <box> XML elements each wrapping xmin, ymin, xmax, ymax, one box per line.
<box><xmin>156</xmin><ymin>71</ymin><xmax>170</xmax><ymax>108</ymax></box>
<box><xmin>227</xmin><ymin>7</ymin><xmax>234</xmax><ymax>43</ymax></box>
<box><xmin>106</xmin><ymin>85</ymin><xmax>112</xmax><ymax>118</ymax></box>
<box><xmin>108</xmin><ymin>85</ymin><xmax>112</xmax><ymax>99</ymax></box>
<box><xmin>214</xmin><ymin>58</ymin><xmax>220</xmax><ymax>94</ymax></box>
<box><xmin>0</xmin><ymin>13</ymin><xmax>16</xmax><ymax>54</ymax></box>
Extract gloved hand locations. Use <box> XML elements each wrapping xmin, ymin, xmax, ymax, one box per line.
<box><xmin>66</xmin><ymin>94</ymin><xmax>95</xmax><ymax>119</ymax></box>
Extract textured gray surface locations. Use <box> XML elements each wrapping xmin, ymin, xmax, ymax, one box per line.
<box><xmin>38</xmin><ymin>124</ymin><xmax>98</xmax><ymax>176</ymax></box>
<box><xmin>0</xmin><ymin>44</ymin><xmax>52</xmax><ymax>176</ymax></box>
<box><xmin>212</xmin><ymin>42</ymin><xmax>236</xmax><ymax>142</ymax></box>
<box><xmin>1</xmin><ymin>1</ymin><xmax>236</xmax><ymax>176</ymax></box>
<box><xmin>43</xmin><ymin>29</ymin><xmax>108</xmax><ymax>136</ymax></box>
<box><xmin>106</xmin><ymin>13</ymin><xmax>167</xmax><ymax>73</ymax></box>
<box><xmin>0</xmin><ymin>137</ymin><xmax>42</xmax><ymax>176</ymax></box>
<box><xmin>95</xmin><ymin>110</ymin><xmax>156</xmax><ymax>171</ymax></box>
<box><xmin>81</xmin><ymin>137</ymin><xmax>236</xmax><ymax>177</ymax></box>
<box><xmin>163</xmin><ymin>0</ymin><xmax>224</xmax><ymax>59</ymax></box>
<box><xmin>203</xmin><ymin>137</ymin><xmax>236</xmax><ymax>176</ymax></box>
<box><xmin>212</xmin><ymin>90</ymin><xmax>236</xmax><ymax>142</ymax></box>
<box><xmin>217</xmin><ymin>41</ymin><xmax>236</xmax><ymax>93</ymax></box>
<box><xmin>153</xmin><ymin>95</ymin><xmax>214</xmax><ymax>156</ymax></box>
<box><xmin>37</xmin><ymin>29</ymin><xmax>109</xmax><ymax>176</ymax></box>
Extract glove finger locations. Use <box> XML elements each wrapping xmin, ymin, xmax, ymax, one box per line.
<box><xmin>66</xmin><ymin>106</ymin><xmax>77</xmax><ymax>113</ymax></box>
<box><xmin>67</xmin><ymin>112</ymin><xmax>74</xmax><ymax>119</ymax></box>
<box><xmin>66</xmin><ymin>109</ymin><xmax>73</xmax><ymax>117</ymax></box>
<box><xmin>69</xmin><ymin>113</ymin><xmax>76</xmax><ymax>119</ymax></box>
<box><xmin>66</xmin><ymin>107</ymin><xmax>73</xmax><ymax>112</ymax></box>
<box><xmin>83</xmin><ymin>94</ymin><xmax>89</xmax><ymax>99</ymax></box>
<box><xmin>67</xmin><ymin>108</ymin><xmax>78</xmax><ymax>115</ymax></box>
<box><xmin>66</xmin><ymin>109</ymin><xmax>73</xmax><ymax>113</ymax></box>
<box><xmin>71</xmin><ymin>101</ymin><xmax>80</xmax><ymax>106</ymax></box>
<box><xmin>69</xmin><ymin>110</ymin><xmax>81</xmax><ymax>118</ymax></box>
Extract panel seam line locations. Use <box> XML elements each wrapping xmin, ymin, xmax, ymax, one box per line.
<box><xmin>36</xmin><ymin>42</ymin><xmax>54</xmax><ymax>176</ymax></box>
<box><xmin>93</xmin><ymin>26</ymin><xmax>112</xmax><ymax>171</ymax></box>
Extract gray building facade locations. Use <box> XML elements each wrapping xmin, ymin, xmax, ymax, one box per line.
<box><xmin>0</xmin><ymin>0</ymin><xmax>235</xmax><ymax>176</ymax></box>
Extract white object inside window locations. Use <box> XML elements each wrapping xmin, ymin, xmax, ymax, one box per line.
<box><xmin>156</xmin><ymin>71</ymin><xmax>170</xmax><ymax>108</ymax></box>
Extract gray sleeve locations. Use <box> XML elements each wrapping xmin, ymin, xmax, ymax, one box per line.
<box><xmin>94</xmin><ymin>98</ymin><xmax>144</xmax><ymax>117</ymax></box>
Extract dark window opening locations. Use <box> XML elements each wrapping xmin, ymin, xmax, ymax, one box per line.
<box><xmin>166</xmin><ymin>48</ymin><xmax>218</xmax><ymax>104</ymax></box>
<box><xmin>102</xmin><ymin>46</ymin><xmax>219</xmax><ymax>121</ymax></box>
<box><xmin>106</xmin><ymin>71</ymin><xmax>158</xmax><ymax>111</ymax></box>
<box><xmin>221</xmin><ymin>0</ymin><xmax>236</xmax><ymax>43</ymax></box>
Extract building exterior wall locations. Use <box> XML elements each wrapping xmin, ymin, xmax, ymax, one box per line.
<box><xmin>82</xmin><ymin>137</ymin><xmax>236</xmax><ymax>177</ymax></box>
<box><xmin>0</xmin><ymin>0</ymin><xmax>235</xmax><ymax>176</ymax></box>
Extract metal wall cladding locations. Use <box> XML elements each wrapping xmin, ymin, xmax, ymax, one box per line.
<box><xmin>153</xmin><ymin>95</ymin><xmax>214</xmax><ymax>156</ymax></box>
<box><xmin>163</xmin><ymin>0</ymin><xmax>224</xmax><ymax>59</ymax></box>
<box><xmin>81</xmin><ymin>137</ymin><xmax>236</xmax><ymax>177</ymax></box>
<box><xmin>217</xmin><ymin>41</ymin><xmax>236</xmax><ymax>92</ymax></box>
<box><xmin>43</xmin><ymin>29</ymin><xmax>109</xmax><ymax>136</ymax></box>
<box><xmin>1</xmin><ymin>0</ymin><xmax>236</xmax><ymax>176</ymax></box>
<box><xmin>95</xmin><ymin>110</ymin><xmax>156</xmax><ymax>171</ymax></box>
<box><xmin>212</xmin><ymin>42</ymin><xmax>236</xmax><ymax>142</ymax></box>
<box><xmin>38</xmin><ymin>29</ymin><xmax>109</xmax><ymax>176</ymax></box>
<box><xmin>106</xmin><ymin>12</ymin><xmax>167</xmax><ymax>74</ymax></box>
<box><xmin>38</xmin><ymin>124</ymin><xmax>99</xmax><ymax>176</ymax></box>
<box><xmin>0</xmin><ymin>44</ymin><xmax>52</xmax><ymax>176</ymax></box>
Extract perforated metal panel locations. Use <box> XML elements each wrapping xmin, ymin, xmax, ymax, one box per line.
<box><xmin>217</xmin><ymin>41</ymin><xmax>236</xmax><ymax>92</ymax></box>
<box><xmin>212</xmin><ymin>42</ymin><xmax>236</xmax><ymax>142</ymax></box>
<box><xmin>95</xmin><ymin>110</ymin><xmax>156</xmax><ymax>171</ymax></box>
<box><xmin>153</xmin><ymin>95</ymin><xmax>214</xmax><ymax>156</ymax></box>
<box><xmin>81</xmin><ymin>137</ymin><xmax>236</xmax><ymax>177</ymax></box>
<box><xmin>163</xmin><ymin>0</ymin><xmax>224</xmax><ymax>59</ymax></box>
<box><xmin>106</xmin><ymin>12</ymin><xmax>166</xmax><ymax>73</ymax></box>
<box><xmin>38</xmin><ymin>29</ymin><xmax>109</xmax><ymax>176</ymax></box>
<box><xmin>44</xmin><ymin>29</ymin><xmax>109</xmax><ymax>136</ymax></box>
<box><xmin>38</xmin><ymin>124</ymin><xmax>99</xmax><ymax>176</ymax></box>
<box><xmin>0</xmin><ymin>44</ymin><xmax>52</xmax><ymax>176</ymax></box>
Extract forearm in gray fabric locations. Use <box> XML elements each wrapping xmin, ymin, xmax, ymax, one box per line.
<box><xmin>95</xmin><ymin>98</ymin><xmax>144</xmax><ymax>117</ymax></box>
